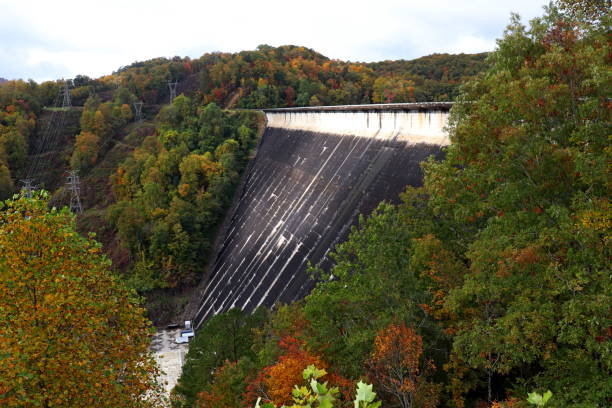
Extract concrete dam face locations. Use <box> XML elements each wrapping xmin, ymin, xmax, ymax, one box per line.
<box><xmin>193</xmin><ymin>103</ymin><xmax>451</xmax><ymax>328</ymax></box>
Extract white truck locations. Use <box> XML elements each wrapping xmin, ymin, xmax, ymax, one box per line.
<box><xmin>175</xmin><ymin>320</ymin><xmax>195</xmax><ymax>344</ymax></box>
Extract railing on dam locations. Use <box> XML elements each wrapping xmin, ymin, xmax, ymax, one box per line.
<box><xmin>193</xmin><ymin>103</ymin><xmax>452</xmax><ymax>329</ymax></box>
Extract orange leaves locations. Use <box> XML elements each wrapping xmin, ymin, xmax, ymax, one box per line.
<box><xmin>178</xmin><ymin>183</ymin><xmax>191</xmax><ymax>197</ymax></box>
<box><xmin>369</xmin><ymin>324</ymin><xmax>440</xmax><ymax>408</ymax></box>
<box><xmin>263</xmin><ymin>336</ymin><xmax>328</xmax><ymax>406</ymax></box>
<box><xmin>194</xmin><ymin>361</ymin><xmax>241</xmax><ymax>408</ymax></box>
<box><xmin>513</xmin><ymin>246</ymin><xmax>540</xmax><ymax>267</ymax></box>
<box><xmin>371</xmin><ymin>325</ymin><xmax>424</xmax><ymax>378</ymax></box>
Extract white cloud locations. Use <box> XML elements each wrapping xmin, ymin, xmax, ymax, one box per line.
<box><xmin>0</xmin><ymin>0</ymin><xmax>550</xmax><ymax>81</ymax></box>
<box><xmin>445</xmin><ymin>35</ymin><xmax>497</xmax><ymax>55</ymax></box>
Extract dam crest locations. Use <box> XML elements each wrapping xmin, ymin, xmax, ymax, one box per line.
<box><xmin>266</xmin><ymin>102</ymin><xmax>450</xmax><ymax>144</ymax></box>
<box><xmin>193</xmin><ymin>103</ymin><xmax>452</xmax><ymax>328</ymax></box>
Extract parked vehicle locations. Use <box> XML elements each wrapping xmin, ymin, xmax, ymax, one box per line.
<box><xmin>174</xmin><ymin>320</ymin><xmax>195</xmax><ymax>344</ymax></box>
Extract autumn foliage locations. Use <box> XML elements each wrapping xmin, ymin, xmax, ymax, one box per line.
<box><xmin>250</xmin><ymin>336</ymin><xmax>328</xmax><ymax>406</ymax></box>
<box><xmin>194</xmin><ymin>361</ymin><xmax>244</xmax><ymax>408</ymax></box>
<box><xmin>368</xmin><ymin>324</ymin><xmax>439</xmax><ymax>408</ymax></box>
<box><xmin>0</xmin><ymin>193</ymin><xmax>163</xmax><ymax>407</ymax></box>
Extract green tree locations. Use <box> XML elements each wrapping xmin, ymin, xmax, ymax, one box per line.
<box><xmin>303</xmin><ymin>202</ymin><xmax>445</xmax><ymax>379</ymax></box>
<box><xmin>172</xmin><ymin>308</ymin><xmax>269</xmax><ymax>408</ymax></box>
<box><xmin>421</xmin><ymin>4</ymin><xmax>611</xmax><ymax>405</ymax></box>
<box><xmin>0</xmin><ymin>163</ymin><xmax>14</xmax><ymax>199</ymax></box>
<box><xmin>109</xmin><ymin>96</ymin><xmax>259</xmax><ymax>290</ymax></box>
<box><xmin>70</xmin><ymin>130</ymin><xmax>101</xmax><ymax>172</ymax></box>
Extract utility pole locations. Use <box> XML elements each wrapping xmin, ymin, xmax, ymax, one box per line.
<box><xmin>133</xmin><ymin>101</ymin><xmax>143</xmax><ymax>122</ymax></box>
<box><xmin>61</xmin><ymin>79</ymin><xmax>72</xmax><ymax>108</ymax></box>
<box><xmin>19</xmin><ymin>178</ymin><xmax>35</xmax><ymax>198</ymax></box>
<box><xmin>66</xmin><ymin>171</ymin><xmax>83</xmax><ymax>213</ymax></box>
<box><xmin>168</xmin><ymin>81</ymin><xmax>178</xmax><ymax>102</ymax></box>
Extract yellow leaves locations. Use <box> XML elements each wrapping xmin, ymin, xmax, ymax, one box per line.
<box><xmin>0</xmin><ymin>196</ymin><xmax>164</xmax><ymax>407</ymax></box>
<box><xmin>577</xmin><ymin>200</ymin><xmax>611</xmax><ymax>234</ymax></box>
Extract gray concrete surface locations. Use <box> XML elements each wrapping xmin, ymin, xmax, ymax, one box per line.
<box><xmin>151</xmin><ymin>329</ymin><xmax>189</xmax><ymax>395</ymax></box>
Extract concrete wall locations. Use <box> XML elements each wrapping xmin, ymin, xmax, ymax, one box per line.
<box><xmin>194</xmin><ymin>104</ymin><xmax>450</xmax><ymax>328</ymax></box>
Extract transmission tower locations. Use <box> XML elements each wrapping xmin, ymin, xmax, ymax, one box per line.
<box><xmin>66</xmin><ymin>171</ymin><xmax>83</xmax><ymax>213</ymax></box>
<box><xmin>133</xmin><ymin>101</ymin><xmax>143</xmax><ymax>122</ymax></box>
<box><xmin>61</xmin><ymin>79</ymin><xmax>72</xmax><ymax>108</ymax></box>
<box><xmin>19</xmin><ymin>178</ymin><xmax>35</xmax><ymax>198</ymax></box>
<box><xmin>168</xmin><ymin>81</ymin><xmax>178</xmax><ymax>102</ymax></box>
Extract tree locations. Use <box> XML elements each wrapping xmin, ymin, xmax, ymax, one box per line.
<box><xmin>303</xmin><ymin>203</ymin><xmax>442</xmax><ymax>379</ymax></box>
<box><xmin>194</xmin><ymin>360</ymin><xmax>256</xmax><ymax>408</ymax></box>
<box><xmin>556</xmin><ymin>0</ymin><xmax>611</xmax><ymax>25</ymax></box>
<box><xmin>0</xmin><ymin>193</ymin><xmax>164</xmax><ymax>407</ymax></box>
<box><xmin>70</xmin><ymin>130</ymin><xmax>101</xmax><ymax>172</ymax></box>
<box><xmin>368</xmin><ymin>324</ymin><xmax>439</xmax><ymax>408</ymax></box>
<box><xmin>261</xmin><ymin>336</ymin><xmax>328</xmax><ymax>406</ymax></box>
<box><xmin>420</xmin><ymin>4</ymin><xmax>611</xmax><ymax>405</ymax></box>
<box><xmin>0</xmin><ymin>163</ymin><xmax>14</xmax><ymax>199</ymax></box>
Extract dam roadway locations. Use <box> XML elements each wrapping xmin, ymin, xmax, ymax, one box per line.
<box><xmin>193</xmin><ymin>103</ymin><xmax>451</xmax><ymax>329</ymax></box>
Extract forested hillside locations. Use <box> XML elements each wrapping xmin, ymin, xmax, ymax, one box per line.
<box><xmin>172</xmin><ymin>3</ymin><xmax>611</xmax><ymax>408</ymax></box>
<box><xmin>366</xmin><ymin>53</ymin><xmax>488</xmax><ymax>101</ymax></box>
<box><xmin>110</xmin><ymin>46</ymin><xmax>487</xmax><ymax>108</ymax></box>
<box><xmin>0</xmin><ymin>46</ymin><xmax>487</xmax><ymax>322</ymax></box>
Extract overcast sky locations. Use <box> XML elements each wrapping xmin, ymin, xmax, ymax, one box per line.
<box><xmin>1</xmin><ymin>0</ymin><xmax>550</xmax><ymax>82</ymax></box>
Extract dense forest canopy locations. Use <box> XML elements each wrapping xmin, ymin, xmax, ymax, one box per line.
<box><xmin>107</xmin><ymin>45</ymin><xmax>487</xmax><ymax>108</ymax></box>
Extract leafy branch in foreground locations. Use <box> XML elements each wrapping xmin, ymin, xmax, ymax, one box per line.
<box><xmin>255</xmin><ymin>365</ymin><xmax>380</xmax><ymax>408</ymax></box>
<box><xmin>527</xmin><ymin>390</ymin><xmax>553</xmax><ymax>407</ymax></box>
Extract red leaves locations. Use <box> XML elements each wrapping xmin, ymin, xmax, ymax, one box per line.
<box><xmin>284</xmin><ymin>86</ymin><xmax>296</xmax><ymax>107</ymax></box>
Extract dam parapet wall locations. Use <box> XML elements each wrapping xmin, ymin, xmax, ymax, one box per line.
<box><xmin>265</xmin><ymin>103</ymin><xmax>451</xmax><ymax>144</ymax></box>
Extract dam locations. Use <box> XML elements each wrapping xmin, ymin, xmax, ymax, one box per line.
<box><xmin>193</xmin><ymin>103</ymin><xmax>451</xmax><ymax>329</ymax></box>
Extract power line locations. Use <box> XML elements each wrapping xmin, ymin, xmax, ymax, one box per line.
<box><xmin>24</xmin><ymin>82</ymin><xmax>66</xmax><ymax>185</ymax></box>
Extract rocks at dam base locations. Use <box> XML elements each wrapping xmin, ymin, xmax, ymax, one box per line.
<box><xmin>194</xmin><ymin>107</ymin><xmax>449</xmax><ymax>328</ymax></box>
